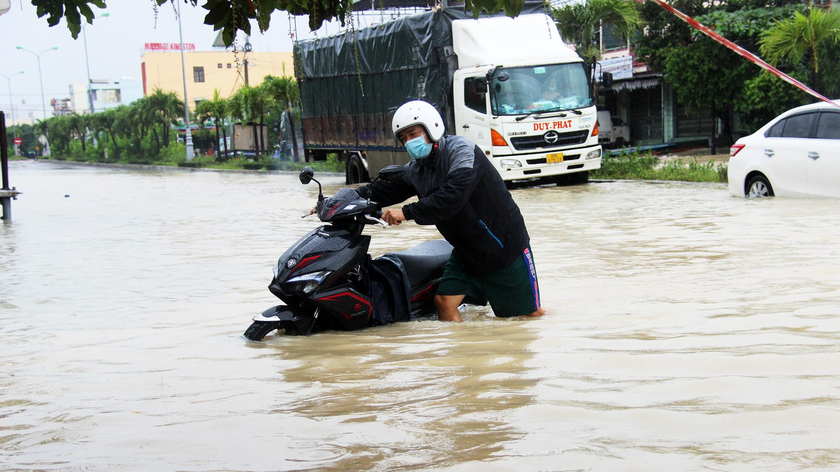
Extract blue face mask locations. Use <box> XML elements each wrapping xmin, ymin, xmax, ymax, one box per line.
<box><xmin>405</xmin><ymin>135</ymin><xmax>433</xmax><ymax>160</ymax></box>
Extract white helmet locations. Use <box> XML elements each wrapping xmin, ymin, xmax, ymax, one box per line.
<box><xmin>391</xmin><ymin>100</ymin><xmax>445</xmax><ymax>143</ymax></box>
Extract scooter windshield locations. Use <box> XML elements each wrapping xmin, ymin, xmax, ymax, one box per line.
<box><xmin>318</xmin><ymin>188</ymin><xmax>373</xmax><ymax>222</ymax></box>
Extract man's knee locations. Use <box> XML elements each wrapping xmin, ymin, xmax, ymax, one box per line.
<box><xmin>435</xmin><ymin>294</ymin><xmax>465</xmax><ymax>322</ymax></box>
<box><xmin>434</xmin><ymin>294</ymin><xmax>462</xmax><ymax>311</ymax></box>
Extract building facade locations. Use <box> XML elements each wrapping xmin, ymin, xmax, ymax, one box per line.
<box><xmin>69</xmin><ymin>79</ymin><xmax>144</xmax><ymax>114</ymax></box>
<box><xmin>141</xmin><ymin>49</ymin><xmax>295</xmax><ymax>109</ymax></box>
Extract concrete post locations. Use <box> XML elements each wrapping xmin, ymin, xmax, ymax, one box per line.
<box><xmin>1</xmin><ymin>111</ymin><xmax>11</xmax><ymax>220</ymax></box>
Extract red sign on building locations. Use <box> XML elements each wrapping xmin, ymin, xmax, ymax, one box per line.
<box><xmin>144</xmin><ymin>42</ymin><xmax>196</xmax><ymax>52</ymax></box>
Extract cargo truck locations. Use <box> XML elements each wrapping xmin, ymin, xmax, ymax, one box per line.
<box><xmin>295</xmin><ymin>4</ymin><xmax>606</xmax><ymax>185</ymax></box>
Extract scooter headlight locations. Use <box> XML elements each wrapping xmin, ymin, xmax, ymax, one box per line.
<box><xmin>283</xmin><ymin>270</ymin><xmax>332</xmax><ymax>295</ymax></box>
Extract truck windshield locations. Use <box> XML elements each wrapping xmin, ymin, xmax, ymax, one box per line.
<box><xmin>490</xmin><ymin>63</ymin><xmax>592</xmax><ymax>116</ymax></box>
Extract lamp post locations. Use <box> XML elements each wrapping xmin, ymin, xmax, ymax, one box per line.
<box><xmin>1</xmin><ymin>71</ymin><xmax>24</xmax><ymax>156</ymax></box>
<box><xmin>82</xmin><ymin>12</ymin><xmax>110</xmax><ymax>114</ymax></box>
<box><xmin>176</xmin><ymin>0</ymin><xmax>194</xmax><ymax>160</ymax></box>
<box><xmin>16</xmin><ymin>45</ymin><xmax>58</xmax><ymax>155</ymax></box>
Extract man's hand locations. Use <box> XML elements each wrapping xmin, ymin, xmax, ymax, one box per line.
<box><xmin>382</xmin><ymin>208</ymin><xmax>406</xmax><ymax>226</ymax></box>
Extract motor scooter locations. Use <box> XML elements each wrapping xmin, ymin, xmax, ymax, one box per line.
<box><xmin>244</xmin><ymin>166</ymin><xmax>452</xmax><ymax>341</ymax></box>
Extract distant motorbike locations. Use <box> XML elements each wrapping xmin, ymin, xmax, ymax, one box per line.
<box><xmin>244</xmin><ymin>166</ymin><xmax>452</xmax><ymax>341</ymax></box>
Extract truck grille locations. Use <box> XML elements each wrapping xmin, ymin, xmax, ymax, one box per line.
<box><xmin>509</xmin><ymin>130</ymin><xmax>589</xmax><ymax>150</ymax></box>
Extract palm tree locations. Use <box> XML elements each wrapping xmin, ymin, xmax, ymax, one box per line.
<box><xmin>262</xmin><ymin>74</ymin><xmax>301</xmax><ymax>162</ymax></box>
<box><xmin>760</xmin><ymin>7</ymin><xmax>840</xmax><ymax>94</ymax></box>
<box><xmin>116</xmin><ymin>103</ymin><xmax>144</xmax><ymax>156</ymax></box>
<box><xmin>147</xmin><ymin>88</ymin><xmax>185</xmax><ymax>147</ymax></box>
<box><xmin>68</xmin><ymin>113</ymin><xmax>91</xmax><ymax>153</ymax></box>
<box><xmin>195</xmin><ymin>89</ymin><xmax>230</xmax><ymax>160</ymax></box>
<box><xmin>46</xmin><ymin>116</ymin><xmax>73</xmax><ymax>154</ymax></box>
<box><xmin>231</xmin><ymin>84</ymin><xmax>271</xmax><ymax>155</ymax></box>
<box><xmin>93</xmin><ymin>108</ymin><xmax>122</xmax><ymax>160</ymax></box>
<box><xmin>554</xmin><ymin>0</ymin><xmax>641</xmax><ymax>71</ymax></box>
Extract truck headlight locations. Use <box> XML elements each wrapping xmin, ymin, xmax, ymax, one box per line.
<box><xmin>586</xmin><ymin>149</ymin><xmax>601</xmax><ymax>160</ymax></box>
<box><xmin>500</xmin><ymin>159</ymin><xmax>522</xmax><ymax>170</ymax></box>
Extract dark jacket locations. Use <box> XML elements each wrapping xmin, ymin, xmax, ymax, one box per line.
<box><xmin>357</xmin><ymin>135</ymin><xmax>530</xmax><ymax>275</ymax></box>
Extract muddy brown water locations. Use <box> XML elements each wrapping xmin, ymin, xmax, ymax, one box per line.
<box><xmin>2</xmin><ymin>160</ymin><xmax>839</xmax><ymax>471</ymax></box>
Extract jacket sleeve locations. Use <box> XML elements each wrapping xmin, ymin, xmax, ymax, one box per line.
<box><xmin>402</xmin><ymin>145</ymin><xmax>482</xmax><ymax>225</ymax></box>
<box><xmin>356</xmin><ymin>173</ymin><xmax>416</xmax><ymax>208</ymax></box>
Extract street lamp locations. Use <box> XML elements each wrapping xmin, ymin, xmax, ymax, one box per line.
<box><xmin>176</xmin><ymin>0</ymin><xmax>194</xmax><ymax>160</ymax></box>
<box><xmin>1</xmin><ymin>70</ymin><xmax>24</xmax><ymax>156</ymax></box>
<box><xmin>16</xmin><ymin>45</ymin><xmax>58</xmax><ymax>155</ymax></box>
<box><xmin>82</xmin><ymin>12</ymin><xmax>110</xmax><ymax>114</ymax></box>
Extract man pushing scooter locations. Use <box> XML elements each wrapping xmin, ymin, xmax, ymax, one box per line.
<box><xmin>356</xmin><ymin>100</ymin><xmax>545</xmax><ymax>322</ymax></box>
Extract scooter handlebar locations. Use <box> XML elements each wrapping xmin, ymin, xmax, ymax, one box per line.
<box><xmin>365</xmin><ymin>214</ymin><xmax>389</xmax><ymax>228</ymax></box>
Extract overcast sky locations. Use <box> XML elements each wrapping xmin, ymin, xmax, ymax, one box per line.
<box><xmin>0</xmin><ymin>1</ymin><xmax>370</xmax><ymax>122</ymax></box>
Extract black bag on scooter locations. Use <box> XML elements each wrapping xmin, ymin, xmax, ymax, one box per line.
<box><xmin>364</xmin><ymin>255</ymin><xmax>412</xmax><ymax>326</ymax></box>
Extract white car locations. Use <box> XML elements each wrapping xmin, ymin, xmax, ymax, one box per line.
<box><xmin>728</xmin><ymin>99</ymin><xmax>840</xmax><ymax>198</ymax></box>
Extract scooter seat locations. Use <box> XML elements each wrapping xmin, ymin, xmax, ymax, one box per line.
<box><xmin>385</xmin><ymin>239</ymin><xmax>453</xmax><ymax>291</ymax></box>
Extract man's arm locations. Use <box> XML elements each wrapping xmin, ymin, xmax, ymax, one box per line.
<box><xmin>402</xmin><ymin>145</ymin><xmax>482</xmax><ymax>225</ymax></box>
<box><xmin>356</xmin><ymin>172</ymin><xmax>416</xmax><ymax>208</ymax></box>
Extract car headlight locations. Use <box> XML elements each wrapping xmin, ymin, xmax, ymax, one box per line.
<box><xmin>283</xmin><ymin>270</ymin><xmax>332</xmax><ymax>295</ymax></box>
<box><xmin>586</xmin><ymin>149</ymin><xmax>601</xmax><ymax>160</ymax></box>
<box><xmin>500</xmin><ymin>159</ymin><xmax>522</xmax><ymax>170</ymax></box>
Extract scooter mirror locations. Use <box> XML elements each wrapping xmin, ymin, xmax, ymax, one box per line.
<box><xmin>299</xmin><ymin>167</ymin><xmax>315</xmax><ymax>185</ymax></box>
<box><xmin>378</xmin><ymin>165</ymin><xmax>405</xmax><ymax>182</ymax></box>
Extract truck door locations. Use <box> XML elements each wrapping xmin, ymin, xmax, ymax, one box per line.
<box><xmin>453</xmin><ymin>69</ymin><xmax>493</xmax><ymax>153</ymax></box>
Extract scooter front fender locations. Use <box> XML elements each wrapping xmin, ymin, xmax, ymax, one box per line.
<box><xmin>253</xmin><ymin>305</ymin><xmax>316</xmax><ymax>335</ymax></box>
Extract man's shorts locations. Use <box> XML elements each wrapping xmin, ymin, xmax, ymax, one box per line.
<box><xmin>436</xmin><ymin>246</ymin><xmax>541</xmax><ymax>317</ymax></box>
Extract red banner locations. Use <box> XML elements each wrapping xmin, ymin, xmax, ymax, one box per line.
<box><xmin>650</xmin><ymin>0</ymin><xmax>840</xmax><ymax>109</ymax></box>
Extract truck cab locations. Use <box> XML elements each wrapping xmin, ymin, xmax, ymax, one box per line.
<box><xmin>295</xmin><ymin>7</ymin><xmax>603</xmax><ymax>186</ymax></box>
<box><xmin>450</xmin><ymin>14</ymin><xmax>602</xmax><ymax>184</ymax></box>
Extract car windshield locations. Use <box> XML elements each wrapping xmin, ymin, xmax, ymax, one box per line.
<box><xmin>490</xmin><ymin>63</ymin><xmax>593</xmax><ymax>116</ymax></box>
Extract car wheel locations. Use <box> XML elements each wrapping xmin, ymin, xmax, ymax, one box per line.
<box><xmin>746</xmin><ymin>175</ymin><xmax>774</xmax><ymax>198</ymax></box>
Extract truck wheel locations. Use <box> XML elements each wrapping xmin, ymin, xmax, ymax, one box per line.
<box><xmin>346</xmin><ymin>155</ymin><xmax>369</xmax><ymax>184</ymax></box>
<box><xmin>615</xmin><ymin>138</ymin><xmax>625</xmax><ymax>148</ymax></box>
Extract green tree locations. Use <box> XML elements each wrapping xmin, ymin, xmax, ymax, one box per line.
<box><xmin>68</xmin><ymin>113</ymin><xmax>91</xmax><ymax>153</ymax></box>
<box><xmin>553</xmin><ymin>0</ymin><xmax>641</xmax><ymax>69</ymax></box>
<box><xmin>32</xmin><ymin>0</ymin><xmax>533</xmax><ymax>47</ymax></box>
<box><xmin>10</xmin><ymin>124</ymin><xmax>37</xmax><ymax>156</ymax></box>
<box><xmin>195</xmin><ymin>89</ymin><xmax>230</xmax><ymax>161</ymax></box>
<box><xmin>632</xmin><ymin>0</ymin><xmax>709</xmax><ymax>74</ymax></box>
<box><xmin>664</xmin><ymin>39</ymin><xmax>753</xmax><ymax>152</ymax></box>
<box><xmin>262</xmin><ymin>74</ymin><xmax>301</xmax><ymax>162</ymax></box>
<box><xmin>736</xmin><ymin>70</ymin><xmax>812</xmax><ymax>130</ymax></box>
<box><xmin>147</xmin><ymin>88</ymin><xmax>184</xmax><ymax>148</ymax></box>
<box><xmin>93</xmin><ymin>107</ymin><xmax>122</xmax><ymax>160</ymax></box>
<box><xmin>759</xmin><ymin>7</ymin><xmax>840</xmax><ymax>94</ymax></box>
<box><xmin>230</xmin><ymin>83</ymin><xmax>271</xmax><ymax>155</ymax></box>
<box><xmin>45</xmin><ymin>115</ymin><xmax>74</xmax><ymax>154</ymax></box>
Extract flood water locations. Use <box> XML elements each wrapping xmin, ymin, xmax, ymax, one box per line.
<box><xmin>2</xmin><ymin>160</ymin><xmax>840</xmax><ymax>471</ymax></box>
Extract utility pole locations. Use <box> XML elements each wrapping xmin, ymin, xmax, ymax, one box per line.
<box><xmin>176</xmin><ymin>0</ymin><xmax>194</xmax><ymax>160</ymax></box>
<box><xmin>16</xmin><ymin>46</ymin><xmax>58</xmax><ymax>155</ymax></box>
<box><xmin>1</xmin><ymin>71</ymin><xmax>23</xmax><ymax>156</ymax></box>
<box><xmin>244</xmin><ymin>38</ymin><xmax>252</xmax><ymax>85</ymax></box>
